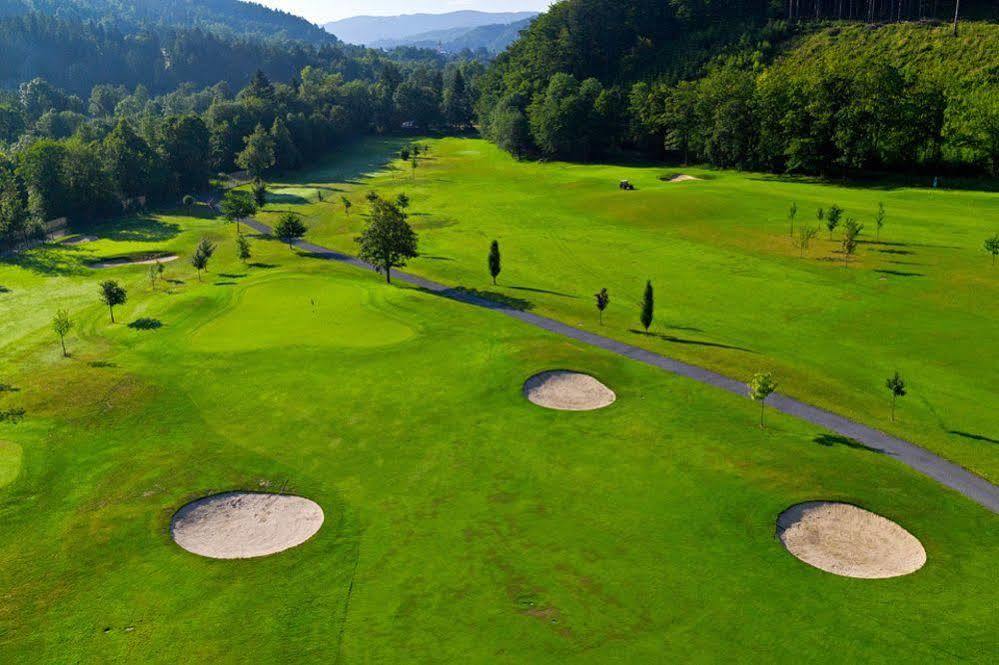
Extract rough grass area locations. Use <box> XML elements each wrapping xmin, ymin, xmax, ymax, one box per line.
<box><xmin>268</xmin><ymin>136</ymin><xmax>999</xmax><ymax>481</ymax></box>
<box><xmin>0</xmin><ymin>146</ymin><xmax>996</xmax><ymax>662</ymax></box>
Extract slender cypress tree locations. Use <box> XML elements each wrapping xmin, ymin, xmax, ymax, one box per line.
<box><xmin>640</xmin><ymin>280</ymin><xmax>654</xmax><ymax>332</ymax></box>
<box><xmin>488</xmin><ymin>240</ymin><xmax>501</xmax><ymax>285</ymax></box>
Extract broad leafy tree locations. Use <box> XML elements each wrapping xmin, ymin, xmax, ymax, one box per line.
<box><xmin>355</xmin><ymin>195</ymin><xmax>418</xmax><ymax>284</ymax></box>
<box><xmin>219</xmin><ymin>190</ymin><xmax>257</xmax><ymax>234</ymax></box>
<box><xmin>274</xmin><ymin>212</ymin><xmax>307</xmax><ymax>249</ymax></box>
<box><xmin>99</xmin><ymin>280</ymin><xmax>127</xmax><ymax>323</ymax></box>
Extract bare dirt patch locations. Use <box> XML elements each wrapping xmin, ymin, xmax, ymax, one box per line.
<box><xmin>62</xmin><ymin>235</ymin><xmax>98</xmax><ymax>245</ymax></box>
<box><xmin>171</xmin><ymin>492</ymin><xmax>324</xmax><ymax>559</ymax></box>
<box><xmin>523</xmin><ymin>370</ymin><xmax>616</xmax><ymax>411</ymax></box>
<box><xmin>777</xmin><ymin>501</ymin><xmax>926</xmax><ymax>579</ymax></box>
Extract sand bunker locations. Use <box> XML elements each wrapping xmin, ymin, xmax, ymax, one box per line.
<box><xmin>89</xmin><ymin>254</ymin><xmax>178</xmax><ymax>269</ymax></box>
<box><xmin>666</xmin><ymin>174</ymin><xmax>701</xmax><ymax>182</ymax></box>
<box><xmin>777</xmin><ymin>501</ymin><xmax>926</xmax><ymax>579</ymax></box>
<box><xmin>171</xmin><ymin>492</ymin><xmax>324</xmax><ymax>559</ymax></box>
<box><xmin>523</xmin><ymin>370</ymin><xmax>616</xmax><ymax>411</ymax></box>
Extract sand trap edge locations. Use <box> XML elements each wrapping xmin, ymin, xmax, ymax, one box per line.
<box><xmin>89</xmin><ymin>254</ymin><xmax>178</xmax><ymax>269</ymax></box>
<box><xmin>523</xmin><ymin>370</ymin><xmax>617</xmax><ymax>411</ymax></box>
<box><xmin>776</xmin><ymin>501</ymin><xmax>927</xmax><ymax>579</ymax></box>
<box><xmin>170</xmin><ymin>491</ymin><xmax>324</xmax><ymax>560</ymax></box>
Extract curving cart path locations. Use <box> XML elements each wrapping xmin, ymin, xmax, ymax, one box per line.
<box><xmin>243</xmin><ymin>217</ymin><xmax>999</xmax><ymax>513</ymax></box>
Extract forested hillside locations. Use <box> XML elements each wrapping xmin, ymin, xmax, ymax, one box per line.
<box><xmin>478</xmin><ymin>0</ymin><xmax>999</xmax><ymax>176</ymax></box>
<box><xmin>0</xmin><ymin>58</ymin><xmax>479</xmax><ymax>247</ymax></box>
<box><xmin>0</xmin><ymin>0</ymin><xmax>332</xmax><ymax>44</ymax></box>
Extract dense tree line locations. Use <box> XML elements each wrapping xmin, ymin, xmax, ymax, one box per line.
<box><xmin>478</xmin><ymin>0</ymin><xmax>998</xmax><ymax>175</ymax></box>
<box><xmin>0</xmin><ymin>63</ymin><xmax>478</xmax><ymax>246</ymax></box>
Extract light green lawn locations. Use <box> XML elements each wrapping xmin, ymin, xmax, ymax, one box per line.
<box><xmin>262</xmin><ymin>137</ymin><xmax>999</xmax><ymax>481</ymax></box>
<box><xmin>0</xmin><ymin>150</ymin><xmax>995</xmax><ymax>662</ymax></box>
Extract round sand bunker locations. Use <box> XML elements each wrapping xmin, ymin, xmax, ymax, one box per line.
<box><xmin>523</xmin><ymin>370</ymin><xmax>616</xmax><ymax>411</ymax></box>
<box><xmin>777</xmin><ymin>501</ymin><xmax>925</xmax><ymax>579</ymax></box>
<box><xmin>171</xmin><ymin>492</ymin><xmax>324</xmax><ymax>559</ymax></box>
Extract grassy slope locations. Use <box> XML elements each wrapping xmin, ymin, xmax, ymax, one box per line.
<box><xmin>777</xmin><ymin>21</ymin><xmax>999</xmax><ymax>87</ymax></box>
<box><xmin>262</xmin><ymin>137</ymin><xmax>999</xmax><ymax>482</ymax></box>
<box><xmin>0</xmin><ymin>151</ymin><xmax>995</xmax><ymax>662</ymax></box>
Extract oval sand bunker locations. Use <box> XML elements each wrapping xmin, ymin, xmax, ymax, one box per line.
<box><xmin>777</xmin><ymin>501</ymin><xmax>926</xmax><ymax>579</ymax></box>
<box><xmin>524</xmin><ymin>370</ymin><xmax>616</xmax><ymax>411</ymax></box>
<box><xmin>171</xmin><ymin>492</ymin><xmax>324</xmax><ymax>559</ymax></box>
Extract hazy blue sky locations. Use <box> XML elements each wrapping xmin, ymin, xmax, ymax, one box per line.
<box><xmin>252</xmin><ymin>0</ymin><xmax>553</xmax><ymax>23</ymax></box>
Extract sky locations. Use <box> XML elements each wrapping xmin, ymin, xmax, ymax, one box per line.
<box><xmin>250</xmin><ymin>0</ymin><xmax>554</xmax><ymax>24</ymax></box>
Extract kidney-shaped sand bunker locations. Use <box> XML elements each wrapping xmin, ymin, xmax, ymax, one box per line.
<box><xmin>171</xmin><ymin>492</ymin><xmax>324</xmax><ymax>559</ymax></box>
<box><xmin>777</xmin><ymin>501</ymin><xmax>926</xmax><ymax>579</ymax></box>
<box><xmin>523</xmin><ymin>370</ymin><xmax>616</xmax><ymax>411</ymax></box>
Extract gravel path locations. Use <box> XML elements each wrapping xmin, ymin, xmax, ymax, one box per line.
<box><xmin>243</xmin><ymin>217</ymin><xmax>999</xmax><ymax>513</ymax></box>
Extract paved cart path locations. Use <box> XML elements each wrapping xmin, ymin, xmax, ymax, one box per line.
<box><xmin>244</xmin><ymin>217</ymin><xmax>999</xmax><ymax>513</ymax></box>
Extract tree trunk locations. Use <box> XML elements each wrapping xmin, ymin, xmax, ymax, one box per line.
<box><xmin>952</xmin><ymin>0</ymin><xmax>960</xmax><ymax>36</ymax></box>
<box><xmin>385</xmin><ymin>266</ymin><xmax>392</xmax><ymax>284</ymax></box>
<box><xmin>760</xmin><ymin>401</ymin><xmax>766</xmax><ymax>428</ymax></box>
<box><xmin>60</xmin><ymin>336</ymin><xmax>67</xmax><ymax>357</ymax></box>
<box><xmin>109</xmin><ymin>305</ymin><xmax>115</xmax><ymax>323</ymax></box>
<box><xmin>891</xmin><ymin>394</ymin><xmax>896</xmax><ymax>421</ymax></box>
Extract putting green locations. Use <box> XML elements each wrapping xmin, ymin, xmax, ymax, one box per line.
<box><xmin>189</xmin><ymin>275</ymin><xmax>416</xmax><ymax>352</ymax></box>
<box><xmin>0</xmin><ymin>441</ymin><xmax>21</xmax><ymax>487</ymax></box>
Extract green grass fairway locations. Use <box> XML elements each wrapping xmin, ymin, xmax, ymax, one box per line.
<box><xmin>261</xmin><ymin>137</ymin><xmax>999</xmax><ymax>481</ymax></box>
<box><xmin>0</xmin><ymin>155</ymin><xmax>996</xmax><ymax>662</ymax></box>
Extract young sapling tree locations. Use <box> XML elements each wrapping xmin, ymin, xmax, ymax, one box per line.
<box><xmin>748</xmin><ymin>371</ymin><xmax>778</xmax><ymax>428</ymax></box>
<box><xmin>52</xmin><ymin>309</ymin><xmax>73</xmax><ymax>357</ymax></box>
<box><xmin>886</xmin><ymin>371</ymin><xmax>907</xmax><ymax>422</ymax></box>
<box><xmin>595</xmin><ymin>288</ymin><xmax>609</xmax><ymax>324</ymax></box>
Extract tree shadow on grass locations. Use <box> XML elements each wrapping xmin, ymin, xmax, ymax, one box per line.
<box><xmin>1</xmin><ymin>243</ymin><xmax>91</xmax><ymax>276</ymax></box>
<box><xmin>874</xmin><ymin>269</ymin><xmax>924</xmax><ymax>278</ymax></box>
<box><xmin>88</xmin><ymin>361</ymin><xmax>116</xmax><ymax>368</ymax></box>
<box><xmin>874</xmin><ymin>248</ymin><xmax>914</xmax><ymax>255</ymax></box>
<box><xmin>248</xmin><ymin>262</ymin><xmax>277</xmax><ymax>269</ymax></box>
<box><xmin>508</xmin><ymin>285</ymin><xmax>579</xmax><ymax>299</ymax></box>
<box><xmin>83</xmin><ymin>216</ymin><xmax>181</xmax><ymax>243</ymax></box>
<box><xmin>949</xmin><ymin>430</ymin><xmax>999</xmax><ymax>445</ymax></box>
<box><xmin>630</xmin><ymin>329</ymin><xmax>753</xmax><ymax>352</ymax></box>
<box><xmin>430</xmin><ymin>286</ymin><xmax>534</xmax><ymax>311</ymax></box>
<box><xmin>127</xmin><ymin>317</ymin><xmax>163</xmax><ymax>330</ymax></box>
<box><xmin>214</xmin><ymin>281</ymin><xmax>237</xmax><ymax>286</ymax></box>
<box><xmin>0</xmin><ymin>285</ymin><xmax>9</xmax><ymax>293</ymax></box>
<box><xmin>813</xmin><ymin>433</ymin><xmax>883</xmax><ymax>453</ymax></box>
<box><xmin>218</xmin><ymin>273</ymin><xmax>247</xmax><ymax>279</ymax></box>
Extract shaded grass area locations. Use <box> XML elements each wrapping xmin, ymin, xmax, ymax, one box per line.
<box><xmin>285</xmin><ymin>137</ymin><xmax>999</xmax><ymax>481</ymax></box>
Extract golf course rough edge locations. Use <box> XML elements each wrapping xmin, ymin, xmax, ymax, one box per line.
<box><xmin>523</xmin><ymin>370</ymin><xmax>616</xmax><ymax>411</ymax></box>
<box><xmin>777</xmin><ymin>501</ymin><xmax>926</xmax><ymax>579</ymax></box>
<box><xmin>171</xmin><ymin>492</ymin><xmax>324</xmax><ymax>559</ymax></box>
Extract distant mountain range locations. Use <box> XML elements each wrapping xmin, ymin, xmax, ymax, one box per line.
<box><xmin>324</xmin><ymin>10</ymin><xmax>537</xmax><ymax>49</ymax></box>
<box><xmin>368</xmin><ymin>17</ymin><xmax>535</xmax><ymax>53</ymax></box>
